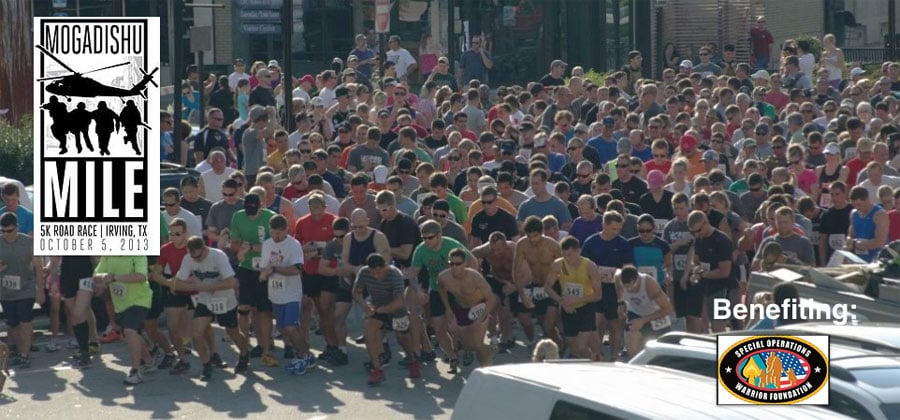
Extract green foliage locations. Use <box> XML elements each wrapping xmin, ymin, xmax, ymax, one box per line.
<box><xmin>0</xmin><ymin>115</ymin><xmax>34</xmax><ymax>185</ymax></box>
<box><xmin>795</xmin><ymin>34</ymin><xmax>822</xmax><ymax>60</ymax></box>
<box><xmin>578</xmin><ymin>69</ymin><xmax>611</xmax><ymax>87</ymax></box>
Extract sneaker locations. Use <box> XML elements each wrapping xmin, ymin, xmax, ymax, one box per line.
<box><xmin>408</xmin><ymin>360</ymin><xmax>421</xmax><ymax>379</ymax></box>
<box><xmin>367</xmin><ymin>368</ymin><xmax>386</xmax><ymax>386</ymax></box>
<box><xmin>200</xmin><ymin>363</ymin><xmax>213</xmax><ymax>381</ymax></box>
<box><xmin>89</xmin><ymin>342</ymin><xmax>101</xmax><ymax>356</ymax></box>
<box><xmin>283</xmin><ymin>345</ymin><xmax>295</xmax><ymax>360</ymax></box>
<box><xmin>152</xmin><ymin>349</ymin><xmax>166</xmax><ymax>367</ymax></box>
<box><xmin>249</xmin><ymin>345</ymin><xmax>263</xmax><ymax>358</ymax></box>
<box><xmin>261</xmin><ymin>354</ymin><xmax>279</xmax><ymax>367</ymax></box>
<box><xmin>498</xmin><ymin>340</ymin><xmax>515</xmax><ymax>354</ymax></box>
<box><xmin>318</xmin><ymin>347</ymin><xmax>336</xmax><ymax>362</ymax></box>
<box><xmin>379</xmin><ymin>350</ymin><xmax>391</xmax><ymax>368</ymax></box>
<box><xmin>420</xmin><ymin>350</ymin><xmax>437</xmax><ymax>362</ymax></box>
<box><xmin>235</xmin><ymin>354</ymin><xmax>250</xmax><ymax>374</ymax></box>
<box><xmin>462</xmin><ymin>350</ymin><xmax>475</xmax><ymax>366</ymax></box>
<box><xmin>66</xmin><ymin>339</ymin><xmax>79</xmax><ymax>350</ymax></box>
<box><xmin>169</xmin><ymin>360</ymin><xmax>190</xmax><ymax>375</ymax></box>
<box><xmin>328</xmin><ymin>350</ymin><xmax>349</xmax><ymax>366</ymax></box>
<box><xmin>158</xmin><ymin>354</ymin><xmax>177</xmax><ymax>369</ymax></box>
<box><xmin>100</xmin><ymin>330</ymin><xmax>123</xmax><ymax>344</ymax></box>
<box><xmin>363</xmin><ymin>361</ymin><xmax>376</xmax><ymax>373</ymax></box>
<box><xmin>305</xmin><ymin>352</ymin><xmax>317</xmax><ymax>368</ymax></box>
<box><xmin>140</xmin><ymin>361</ymin><xmax>158</xmax><ymax>375</ymax></box>
<box><xmin>123</xmin><ymin>370</ymin><xmax>143</xmax><ymax>386</ymax></box>
<box><xmin>272</xmin><ymin>329</ymin><xmax>282</xmax><ymax>339</ymax></box>
<box><xmin>447</xmin><ymin>358</ymin><xmax>459</xmax><ymax>374</ymax></box>
<box><xmin>45</xmin><ymin>341</ymin><xmax>62</xmax><ymax>353</ymax></box>
<box><xmin>354</xmin><ymin>335</ymin><xmax>366</xmax><ymax>345</ymax></box>
<box><xmin>72</xmin><ymin>358</ymin><xmax>92</xmax><ymax>370</ymax></box>
<box><xmin>398</xmin><ymin>356</ymin><xmax>415</xmax><ymax>368</ymax></box>
<box><xmin>11</xmin><ymin>355</ymin><xmax>31</xmax><ymax>369</ymax></box>
<box><xmin>210</xmin><ymin>352</ymin><xmax>228</xmax><ymax>369</ymax></box>
<box><xmin>287</xmin><ymin>358</ymin><xmax>307</xmax><ymax>376</ymax></box>
<box><xmin>182</xmin><ymin>337</ymin><xmax>193</xmax><ymax>349</ymax></box>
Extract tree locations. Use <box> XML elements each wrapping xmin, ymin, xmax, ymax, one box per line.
<box><xmin>0</xmin><ymin>1</ymin><xmax>33</xmax><ymax>126</ymax></box>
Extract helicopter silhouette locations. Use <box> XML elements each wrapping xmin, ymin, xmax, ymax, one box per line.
<box><xmin>36</xmin><ymin>44</ymin><xmax>159</xmax><ymax>100</ymax></box>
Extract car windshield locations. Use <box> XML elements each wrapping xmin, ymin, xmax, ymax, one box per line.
<box><xmin>881</xmin><ymin>403</ymin><xmax>900</xmax><ymax>419</ymax></box>
<box><xmin>850</xmin><ymin>367</ymin><xmax>900</xmax><ymax>389</ymax></box>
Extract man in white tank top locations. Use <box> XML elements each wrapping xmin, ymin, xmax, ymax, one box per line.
<box><xmin>617</xmin><ymin>266</ymin><xmax>673</xmax><ymax>358</ymax></box>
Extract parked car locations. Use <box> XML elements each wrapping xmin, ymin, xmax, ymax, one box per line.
<box><xmin>160</xmin><ymin>162</ymin><xmax>200</xmax><ymax>193</ymax></box>
<box><xmin>452</xmin><ymin>361</ymin><xmax>847</xmax><ymax>419</ymax></box>
<box><xmin>629</xmin><ymin>325</ymin><xmax>900</xmax><ymax>420</ymax></box>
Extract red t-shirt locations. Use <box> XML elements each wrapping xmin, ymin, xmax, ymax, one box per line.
<box><xmin>293</xmin><ymin>212</ymin><xmax>336</xmax><ymax>274</ymax></box>
<box><xmin>158</xmin><ymin>242</ymin><xmax>191</xmax><ymax>295</ymax></box>
<box><xmin>845</xmin><ymin>157</ymin><xmax>868</xmax><ymax>186</ymax></box>
<box><xmin>646</xmin><ymin>159</ymin><xmax>672</xmax><ymax>176</ymax></box>
<box><xmin>283</xmin><ymin>185</ymin><xmax>308</xmax><ymax>201</ymax></box>
<box><xmin>889</xmin><ymin>210</ymin><xmax>900</xmax><ymax>242</ymax></box>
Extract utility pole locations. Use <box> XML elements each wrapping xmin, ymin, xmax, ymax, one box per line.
<box><xmin>282</xmin><ymin>0</ymin><xmax>294</xmax><ymax>131</ymax></box>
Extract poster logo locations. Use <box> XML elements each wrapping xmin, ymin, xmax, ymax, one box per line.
<box><xmin>33</xmin><ymin>18</ymin><xmax>160</xmax><ymax>255</ymax></box>
<box><xmin>717</xmin><ymin>335</ymin><xmax>829</xmax><ymax>405</ymax></box>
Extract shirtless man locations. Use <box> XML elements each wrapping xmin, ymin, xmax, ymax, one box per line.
<box><xmin>438</xmin><ymin>248</ymin><xmax>497</xmax><ymax>367</ymax></box>
<box><xmin>512</xmin><ymin>216</ymin><xmax>563</xmax><ymax>346</ymax></box>
<box><xmin>544</xmin><ymin>237</ymin><xmax>602</xmax><ymax>359</ymax></box>
<box><xmin>471</xmin><ymin>231</ymin><xmax>517</xmax><ymax>352</ymax></box>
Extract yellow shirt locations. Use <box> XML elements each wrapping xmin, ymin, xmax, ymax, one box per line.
<box><xmin>266</xmin><ymin>149</ymin><xmax>286</xmax><ymax>173</ymax></box>
<box><xmin>559</xmin><ymin>257</ymin><xmax>593</xmax><ymax>309</ymax></box>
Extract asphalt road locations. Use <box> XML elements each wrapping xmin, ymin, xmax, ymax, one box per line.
<box><xmin>0</xmin><ymin>313</ymin><xmax>533</xmax><ymax>419</ymax></box>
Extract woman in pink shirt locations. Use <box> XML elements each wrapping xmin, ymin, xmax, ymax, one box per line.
<box><xmin>788</xmin><ymin>145</ymin><xmax>817</xmax><ymax>194</ymax></box>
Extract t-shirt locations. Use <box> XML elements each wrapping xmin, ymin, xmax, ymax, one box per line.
<box><xmin>200</xmin><ymin>167</ymin><xmax>237</xmax><ymax>202</ymax></box>
<box><xmin>613</xmin><ymin>176</ymin><xmax>649</xmax><ymax>205</ymax></box>
<box><xmin>176</xmin><ymin>248</ymin><xmax>237</xmax><ymax>312</ymax></box>
<box><xmin>569</xmin><ymin>216</ymin><xmax>603</xmax><ymax>245</ymax></box>
<box><xmin>629</xmin><ymin>236</ymin><xmax>671</xmax><ymax>287</ymax></box>
<box><xmin>94</xmin><ymin>256</ymin><xmax>152</xmax><ymax>312</ymax></box>
<box><xmin>460</xmin><ymin>50</ymin><xmax>490</xmax><ymax>84</ymax></box>
<box><xmin>261</xmin><ymin>236</ymin><xmax>304</xmax><ymax>304</ymax></box>
<box><xmin>158</xmin><ymin>242</ymin><xmax>189</xmax><ymax>276</ymax></box>
<box><xmin>347</xmin><ymin>145</ymin><xmax>390</xmax><ymax>173</ymax></box>
<box><xmin>638</xmin><ymin>191</ymin><xmax>675</xmax><ymax>221</ymax></box>
<box><xmin>380</xmin><ymin>213</ymin><xmax>421</xmax><ymax>267</ymax></box>
<box><xmin>818</xmin><ymin>204</ymin><xmax>852</xmax><ymax>259</ymax></box>
<box><xmin>411</xmin><ymin>237</ymin><xmax>471</xmax><ymax>290</ymax></box>
<box><xmin>206</xmin><ymin>198</ymin><xmax>243</xmax><ymax>264</ymax></box>
<box><xmin>294</xmin><ymin>213</ymin><xmax>335</xmax><ymax>275</ymax></box>
<box><xmin>758</xmin><ymin>234</ymin><xmax>815</xmax><ymax>266</ymax></box>
<box><xmin>181</xmin><ymin>197</ymin><xmax>212</xmax><ymax>231</ymax></box>
<box><xmin>470</xmin><ymin>209</ymin><xmax>519</xmax><ymax>244</ymax></box>
<box><xmin>693</xmin><ymin>229</ymin><xmax>734</xmax><ymax>293</ymax></box>
<box><xmin>241</xmin><ymin>127</ymin><xmax>265</xmax><ymax>175</ymax></box>
<box><xmin>163</xmin><ymin>207</ymin><xmax>203</xmax><ymax>238</ymax></box>
<box><xmin>581</xmin><ymin>233</ymin><xmax>632</xmax><ymax>268</ymax></box>
<box><xmin>355</xmin><ymin>266</ymin><xmax>407</xmax><ymax>317</ymax></box>
<box><xmin>517</xmin><ymin>196</ymin><xmax>572</xmax><ymax>227</ymax></box>
<box><xmin>385</xmin><ymin>48</ymin><xmax>416</xmax><ymax>79</ymax></box>
<box><xmin>194</xmin><ymin>128</ymin><xmax>230</xmax><ymax>161</ymax></box>
<box><xmin>0</xmin><ymin>233</ymin><xmax>35</xmax><ymax>301</ymax></box>
<box><xmin>230</xmin><ymin>209</ymin><xmax>276</xmax><ymax>270</ymax></box>
<box><xmin>663</xmin><ymin>218</ymin><xmax>692</xmax><ymax>282</ymax></box>
<box><xmin>0</xmin><ymin>206</ymin><xmax>33</xmax><ymax>235</ymax></box>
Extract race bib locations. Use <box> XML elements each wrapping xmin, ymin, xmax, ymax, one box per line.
<box><xmin>654</xmin><ymin>219</ymin><xmax>668</xmax><ymax>234</ymax></box>
<box><xmin>673</xmin><ymin>255</ymin><xmax>688</xmax><ymax>271</ymax></box>
<box><xmin>699</xmin><ymin>262</ymin><xmax>711</xmax><ymax>272</ymax></box>
<box><xmin>828</xmin><ymin>234</ymin><xmax>847</xmax><ymax>250</ymax></box>
<box><xmin>844</xmin><ymin>147</ymin><xmax>857</xmax><ymax>160</ymax></box>
<box><xmin>251</xmin><ymin>257</ymin><xmax>261</xmax><ymax>270</ymax></box>
<box><xmin>563</xmin><ymin>282</ymin><xmax>584</xmax><ymax>298</ymax></box>
<box><xmin>718</xmin><ymin>163</ymin><xmax>727</xmax><ymax>174</ymax></box>
<box><xmin>819</xmin><ymin>184</ymin><xmax>833</xmax><ymax>209</ymax></box>
<box><xmin>78</xmin><ymin>277</ymin><xmax>93</xmax><ymax>292</ymax></box>
<box><xmin>1</xmin><ymin>275</ymin><xmax>20</xmax><ymax>290</ymax></box>
<box><xmin>190</xmin><ymin>294</ymin><xmax>201</xmax><ymax>307</ymax></box>
<box><xmin>650</xmin><ymin>316</ymin><xmax>672</xmax><ymax>331</ymax></box>
<box><xmin>468</xmin><ymin>302</ymin><xmax>487</xmax><ymax>321</ymax></box>
<box><xmin>269</xmin><ymin>274</ymin><xmax>286</xmax><ymax>291</ymax></box>
<box><xmin>109</xmin><ymin>283</ymin><xmax>127</xmax><ymax>298</ymax></box>
<box><xmin>392</xmin><ymin>315</ymin><xmax>410</xmax><ymax>332</ymax></box>
<box><xmin>208</xmin><ymin>297</ymin><xmax>228</xmax><ymax>314</ymax></box>
<box><xmin>638</xmin><ymin>266</ymin><xmax>658</xmax><ymax>283</ymax></box>
<box><xmin>531</xmin><ymin>287</ymin><xmax>549</xmax><ymax>301</ymax></box>
<box><xmin>810</xmin><ymin>231</ymin><xmax>821</xmax><ymax>248</ymax></box>
<box><xmin>598</xmin><ymin>266</ymin><xmax>617</xmax><ymax>283</ymax></box>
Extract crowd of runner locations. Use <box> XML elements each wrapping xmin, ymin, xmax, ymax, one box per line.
<box><xmin>2</xmin><ymin>24</ymin><xmax>900</xmax><ymax>387</ymax></box>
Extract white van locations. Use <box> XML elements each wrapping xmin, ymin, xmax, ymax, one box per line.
<box><xmin>452</xmin><ymin>362</ymin><xmax>848</xmax><ymax>419</ymax></box>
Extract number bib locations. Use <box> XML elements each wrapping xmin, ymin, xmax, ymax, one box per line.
<box><xmin>78</xmin><ymin>277</ymin><xmax>93</xmax><ymax>292</ymax></box>
<box><xmin>654</xmin><ymin>219</ymin><xmax>668</xmax><ymax>235</ymax></box>
<box><xmin>699</xmin><ymin>262</ymin><xmax>711</xmax><ymax>272</ymax></box>
<box><xmin>468</xmin><ymin>302</ymin><xmax>487</xmax><ymax>321</ymax></box>
<box><xmin>269</xmin><ymin>274</ymin><xmax>286</xmax><ymax>291</ymax></box>
<box><xmin>638</xmin><ymin>266</ymin><xmax>658</xmax><ymax>283</ymax></box>
<box><xmin>531</xmin><ymin>287</ymin><xmax>548</xmax><ymax>301</ymax></box>
<box><xmin>673</xmin><ymin>255</ymin><xmax>688</xmax><ymax>271</ymax></box>
<box><xmin>598</xmin><ymin>266</ymin><xmax>617</xmax><ymax>283</ymax></box>
<box><xmin>650</xmin><ymin>316</ymin><xmax>672</xmax><ymax>331</ymax></box>
<box><xmin>828</xmin><ymin>234</ymin><xmax>847</xmax><ymax>251</ymax></box>
<box><xmin>208</xmin><ymin>297</ymin><xmax>228</xmax><ymax>314</ymax></box>
<box><xmin>190</xmin><ymin>294</ymin><xmax>201</xmax><ymax>307</ymax></box>
<box><xmin>819</xmin><ymin>184</ymin><xmax>833</xmax><ymax>209</ymax></box>
<box><xmin>392</xmin><ymin>315</ymin><xmax>410</xmax><ymax>332</ymax></box>
<box><xmin>563</xmin><ymin>282</ymin><xmax>584</xmax><ymax>298</ymax></box>
<box><xmin>1</xmin><ymin>275</ymin><xmax>20</xmax><ymax>290</ymax></box>
<box><xmin>251</xmin><ymin>257</ymin><xmax>262</xmax><ymax>270</ymax></box>
<box><xmin>109</xmin><ymin>283</ymin><xmax>127</xmax><ymax>298</ymax></box>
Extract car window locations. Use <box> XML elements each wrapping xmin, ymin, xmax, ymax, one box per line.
<box><xmin>549</xmin><ymin>400</ymin><xmax>623</xmax><ymax>420</ymax></box>
<box><xmin>647</xmin><ymin>356</ymin><xmax>716</xmax><ymax>378</ymax></box>
<box><xmin>849</xmin><ymin>367</ymin><xmax>900</xmax><ymax>388</ymax></box>
<box><xmin>829</xmin><ymin>390</ymin><xmax>874</xmax><ymax>420</ymax></box>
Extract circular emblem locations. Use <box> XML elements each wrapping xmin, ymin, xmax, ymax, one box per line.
<box><xmin>718</xmin><ymin>336</ymin><xmax>828</xmax><ymax>404</ymax></box>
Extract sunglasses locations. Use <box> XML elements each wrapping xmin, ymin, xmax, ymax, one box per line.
<box><xmin>222</xmin><ymin>192</ymin><xmax>236</xmax><ymax>197</ymax></box>
<box><xmin>481</xmin><ymin>199</ymin><xmax>495</xmax><ymax>205</ymax></box>
<box><xmin>711</xmin><ymin>140</ymin><xmax>723</xmax><ymax>144</ymax></box>
<box><xmin>399</xmin><ymin>169</ymin><xmax>411</xmax><ymax>175</ymax></box>
<box><xmin>567</xmin><ymin>146</ymin><xmax>581</xmax><ymax>152</ymax></box>
<box><xmin>378</xmin><ymin>206</ymin><xmax>391</xmax><ymax>212</ymax></box>
<box><xmin>690</xmin><ymin>223</ymin><xmax>705</xmax><ymax>234</ymax></box>
<box><xmin>334</xmin><ymin>233</ymin><xmax>346</xmax><ymax>239</ymax></box>
<box><xmin>299</xmin><ymin>149</ymin><xmax>312</xmax><ymax>154</ymax></box>
<box><xmin>577</xmin><ymin>173</ymin><xmax>592</xmax><ymax>179</ymax></box>
<box><xmin>749</xmin><ymin>186</ymin><xmax>762</xmax><ymax>192</ymax></box>
<box><xmin>1</xmin><ymin>227</ymin><xmax>15</xmax><ymax>233</ymax></box>
<box><xmin>448</xmin><ymin>156</ymin><xmax>461</xmax><ymax>161</ymax></box>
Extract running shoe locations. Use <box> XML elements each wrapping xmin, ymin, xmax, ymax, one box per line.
<box><xmin>45</xmin><ymin>341</ymin><xmax>62</xmax><ymax>353</ymax></box>
<box><xmin>287</xmin><ymin>358</ymin><xmax>307</xmax><ymax>376</ymax></box>
<box><xmin>89</xmin><ymin>342</ymin><xmax>101</xmax><ymax>356</ymax></box>
<box><xmin>419</xmin><ymin>350</ymin><xmax>437</xmax><ymax>362</ymax></box>
<box><xmin>200</xmin><ymin>363</ymin><xmax>213</xmax><ymax>381</ymax></box>
<box><xmin>235</xmin><ymin>354</ymin><xmax>250</xmax><ymax>374</ymax></box>
<box><xmin>169</xmin><ymin>360</ymin><xmax>190</xmax><ymax>375</ymax></box>
<box><xmin>408</xmin><ymin>360</ymin><xmax>421</xmax><ymax>379</ymax></box>
<box><xmin>447</xmin><ymin>358</ymin><xmax>459</xmax><ymax>374</ymax></box>
<box><xmin>249</xmin><ymin>345</ymin><xmax>263</xmax><ymax>358</ymax></box>
<box><xmin>158</xmin><ymin>354</ymin><xmax>177</xmax><ymax>369</ymax></box>
<box><xmin>283</xmin><ymin>345</ymin><xmax>295</xmax><ymax>360</ymax></box>
<box><xmin>100</xmin><ymin>330</ymin><xmax>123</xmax><ymax>344</ymax></box>
<box><xmin>461</xmin><ymin>350</ymin><xmax>475</xmax><ymax>366</ymax></box>
<box><xmin>305</xmin><ymin>352</ymin><xmax>317</xmax><ymax>368</ymax></box>
<box><xmin>210</xmin><ymin>352</ymin><xmax>228</xmax><ymax>369</ymax></box>
<box><xmin>498</xmin><ymin>340</ymin><xmax>516</xmax><ymax>354</ymax></box>
<box><xmin>66</xmin><ymin>339</ymin><xmax>79</xmax><ymax>350</ymax></box>
<box><xmin>367</xmin><ymin>368</ymin><xmax>386</xmax><ymax>386</ymax></box>
<box><xmin>139</xmin><ymin>361</ymin><xmax>157</xmax><ymax>375</ymax></box>
<box><xmin>261</xmin><ymin>354</ymin><xmax>279</xmax><ymax>367</ymax></box>
<box><xmin>72</xmin><ymin>358</ymin><xmax>92</xmax><ymax>370</ymax></box>
<box><xmin>123</xmin><ymin>370</ymin><xmax>143</xmax><ymax>386</ymax></box>
<box><xmin>328</xmin><ymin>350</ymin><xmax>349</xmax><ymax>366</ymax></box>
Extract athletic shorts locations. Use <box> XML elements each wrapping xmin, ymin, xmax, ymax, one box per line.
<box><xmin>511</xmin><ymin>284</ymin><xmax>559</xmax><ymax>316</ymax></box>
<box><xmin>146</xmin><ymin>284</ymin><xmax>167</xmax><ymax>321</ymax></box>
<box><xmin>429</xmin><ymin>290</ymin><xmax>446</xmax><ymax>317</ymax></box>
<box><xmin>704</xmin><ymin>288</ymin><xmax>729</xmax><ymax>321</ymax></box>
<box><xmin>194</xmin><ymin>303</ymin><xmax>239</xmax><ymax>329</ymax></box>
<box><xmin>302</xmin><ymin>274</ymin><xmax>338</xmax><ymax>298</ymax></box>
<box><xmin>595</xmin><ymin>283</ymin><xmax>619</xmax><ymax>320</ymax></box>
<box><xmin>627</xmin><ymin>311</ymin><xmax>672</xmax><ymax>339</ymax></box>
<box><xmin>237</xmin><ymin>266</ymin><xmax>272</xmax><ymax>312</ymax></box>
<box><xmin>273</xmin><ymin>302</ymin><xmax>301</xmax><ymax>328</ymax></box>
<box><xmin>673</xmin><ymin>281</ymin><xmax>704</xmax><ymax>318</ymax></box>
<box><xmin>61</xmin><ymin>275</ymin><xmax>81</xmax><ymax>300</ymax></box>
<box><xmin>2</xmin><ymin>298</ymin><xmax>35</xmax><ymax>327</ymax></box>
<box><xmin>485</xmin><ymin>275</ymin><xmax>505</xmax><ymax>298</ymax></box>
<box><xmin>561</xmin><ymin>304</ymin><xmax>596</xmax><ymax>337</ymax></box>
<box><xmin>165</xmin><ymin>293</ymin><xmax>197</xmax><ymax>310</ymax></box>
<box><xmin>115</xmin><ymin>306</ymin><xmax>150</xmax><ymax>331</ymax></box>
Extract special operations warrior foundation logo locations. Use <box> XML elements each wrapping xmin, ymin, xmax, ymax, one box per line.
<box><xmin>33</xmin><ymin>17</ymin><xmax>160</xmax><ymax>255</ymax></box>
<box><xmin>717</xmin><ymin>335</ymin><xmax>829</xmax><ymax>405</ymax></box>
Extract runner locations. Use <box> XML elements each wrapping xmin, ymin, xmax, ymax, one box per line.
<box><xmin>437</xmin><ymin>248</ymin><xmax>497</xmax><ymax>368</ymax></box>
<box><xmin>617</xmin><ymin>266</ymin><xmax>674</xmax><ymax>357</ymax></box>
<box><xmin>59</xmin><ymin>256</ymin><xmax>100</xmax><ymax>369</ymax></box>
<box><xmin>470</xmin><ymin>231</ymin><xmax>517</xmax><ymax>353</ymax></box>
<box><xmin>544</xmin><ymin>237</ymin><xmax>602</xmax><ymax>359</ymax></box>
<box><xmin>512</xmin><ymin>216</ymin><xmax>563</xmax><ymax>348</ymax></box>
<box><xmin>0</xmin><ymin>212</ymin><xmax>44</xmax><ymax>369</ymax></box>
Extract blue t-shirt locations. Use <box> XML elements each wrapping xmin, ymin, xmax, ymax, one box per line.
<box><xmin>350</xmin><ymin>48</ymin><xmax>376</xmax><ymax>78</ymax></box>
<box><xmin>0</xmin><ymin>206</ymin><xmax>33</xmax><ymax>235</ymax></box>
<box><xmin>160</xmin><ymin>131</ymin><xmax>174</xmax><ymax>161</ymax></box>
<box><xmin>632</xmin><ymin>146</ymin><xmax>652</xmax><ymax>162</ymax></box>
<box><xmin>569</xmin><ymin>216</ymin><xmax>603</xmax><ymax>245</ymax></box>
<box><xmin>517</xmin><ymin>196</ymin><xmax>572</xmax><ymax>227</ymax></box>
<box><xmin>548</xmin><ymin>152</ymin><xmax>567</xmax><ymax>173</ymax></box>
<box><xmin>629</xmin><ymin>236</ymin><xmax>671</xmax><ymax>287</ymax></box>
<box><xmin>581</xmin><ymin>233</ymin><xmax>632</xmax><ymax>268</ymax></box>
<box><xmin>460</xmin><ymin>49</ymin><xmax>491</xmax><ymax>84</ymax></box>
<box><xmin>587</xmin><ymin>136</ymin><xmax>618</xmax><ymax>163</ymax></box>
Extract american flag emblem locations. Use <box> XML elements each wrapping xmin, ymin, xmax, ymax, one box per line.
<box><xmin>763</xmin><ymin>351</ymin><xmax>808</xmax><ymax>389</ymax></box>
<box><xmin>739</xmin><ymin>350</ymin><xmax>809</xmax><ymax>390</ymax></box>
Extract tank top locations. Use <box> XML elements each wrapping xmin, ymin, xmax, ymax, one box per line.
<box><xmin>851</xmin><ymin>204</ymin><xmax>883</xmax><ymax>261</ymax></box>
<box><xmin>819</xmin><ymin>164</ymin><xmax>842</xmax><ymax>183</ymax></box>
<box><xmin>559</xmin><ymin>257</ymin><xmax>593</xmax><ymax>309</ymax></box>
<box><xmin>348</xmin><ymin>230</ymin><xmax>376</xmax><ymax>267</ymax></box>
<box><xmin>818</xmin><ymin>164</ymin><xmax>842</xmax><ymax>208</ymax></box>
<box><xmin>267</xmin><ymin>194</ymin><xmax>282</xmax><ymax>213</ymax></box>
<box><xmin>622</xmin><ymin>274</ymin><xmax>661</xmax><ymax>317</ymax></box>
<box><xmin>821</xmin><ymin>51</ymin><xmax>842</xmax><ymax>81</ymax></box>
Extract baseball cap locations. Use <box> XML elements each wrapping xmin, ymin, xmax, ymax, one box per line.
<box><xmin>499</xmin><ymin>140</ymin><xmax>517</xmax><ymax>154</ymax></box>
<box><xmin>574</xmin><ymin>123</ymin><xmax>589</xmax><ymax>134</ymax></box>
<box><xmin>477</xmin><ymin>176</ymin><xmax>496</xmax><ymax>193</ymax></box>
<box><xmin>602</xmin><ymin>116</ymin><xmax>615</xmax><ymax>126</ymax></box>
<box><xmin>377</xmin><ymin>109</ymin><xmax>390</xmax><ymax>118</ymax></box>
<box><xmin>234</xmin><ymin>58</ymin><xmax>245</xmax><ymax>65</ymax></box>
<box><xmin>335</xmin><ymin>86</ymin><xmax>350</xmax><ymax>98</ymax></box>
<box><xmin>551</xmin><ymin>59</ymin><xmax>568</xmax><ymax>68</ymax></box>
<box><xmin>529</xmin><ymin>83</ymin><xmax>545</xmax><ymax>96</ymax></box>
<box><xmin>628</xmin><ymin>50</ymin><xmax>642</xmax><ymax>60</ymax></box>
<box><xmin>373</xmin><ymin>165</ymin><xmax>389</xmax><ymax>183</ymax></box>
<box><xmin>347</xmin><ymin>54</ymin><xmax>359</xmax><ymax>62</ymax></box>
<box><xmin>755</xmin><ymin>123</ymin><xmax>770</xmax><ymax>135</ymax></box>
<box><xmin>268</xmin><ymin>59</ymin><xmax>279</xmax><ymax>68</ymax></box>
<box><xmin>647</xmin><ymin>169</ymin><xmax>665</xmax><ymax>189</ymax></box>
<box><xmin>243</xmin><ymin>194</ymin><xmax>261</xmax><ymax>216</ymax></box>
<box><xmin>680</xmin><ymin>134</ymin><xmax>698</xmax><ymax>151</ymax></box>
<box><xmin>310</xmin><ymin>97</ymin><xmax>324</xmax><ymax>107</ymax></box>
<box><xmin>750</xmin><ymin>69</ymin><xmax>770</xmax><ymax>80</ymax></box>
<box><xmin>249</xmin><ymin>106</ymin><xmax>268</xmax><ymax>122</ymax></box>
<box><xmin>534</xmin><ymin>133</ymin><xmax>547</xmax><ymax>148</ymax></box>
<box><xmin>680</xmin><ymin>60</ymin><xmax>693</xmax><ymax>69</ymax></box>
<box><xmin>299</xmin><ymin>74</ymin><xmax>315</xmax><ymax>84</ymax></box>
<box><xmin>850</xmin><ymin>67</ymin><xmax>866</xmax><ymax>77</ymax></box>
<box><xmin>701</xmin><ymin>149</ymin><xmax>719</xmax><ymax>162</ymax></box>
<box><xmin>397</xmin><ymin>158</ymin><xmax>413</xmax><ymax>172</ymax></box>
<box><xmin>824</xmin><ymin>143</ymin><xmax>840</xmax><ymax>155</ymax></box>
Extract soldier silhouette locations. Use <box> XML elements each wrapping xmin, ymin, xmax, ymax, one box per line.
<box><xmin>119</xmin><ymin>99</ymin><xmax>143</xmax><ymax>155</ymax></box>
<box><xmin>41</xmin><ymin>95</ymin><xmax>70</xmax><ymax>154</ymax></box>
<box><xmin>68</xmin><ymin>102</ymin><xmax>95</xmax><ymax>154</ymax></box>
<box><xmin>92</xmin><ymin>101</ymin><xmax>120</xmax><ymax>156</ymax></box>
